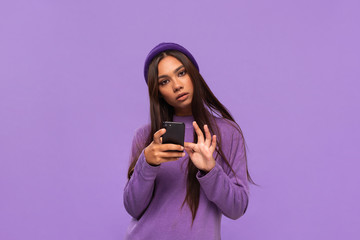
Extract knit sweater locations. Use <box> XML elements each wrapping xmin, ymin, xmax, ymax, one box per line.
<box><xmin>123</xmin><ymin>115</ymin><xmax>249</xmax><ymax>240</ymax></box>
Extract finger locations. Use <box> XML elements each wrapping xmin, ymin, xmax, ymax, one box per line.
<box><xmin>160</xmin><ymin>151</ymin><xmax>185</xmax><ymax>158</ymax></box>
<box><xmin>159</xmin><ymin>144</ymin><xmax>184</xmax><ymax>152</ymax></box>
<box><xmin>184</xmin><ymin>144</ymin><xmax>197</xmax><ymax>155</ymax></box>
<box><xmin>184</xmin><ymin>147</ymin><xmax>193</xmax><ymax>158</ymax></box>
<box><xmin>193</xmin><ymin>121</ymin><xmax>204</xmax><ymax>143</ymax></box>
<box><xmin>210</xmin><ymin>135</ymin><xmax>217</xmax><ymax>152</ymax></box>
<box><xmin>204</xmin><ymin>124</ymin><xmax>211</xmax><ymax>147</ymax></box>
<box><xmin>184</xmin><ymin>142</ymin><xmax>197</xmax><ymax>150</ymax></box>
<box><xmin>153</xmin><ymin>128</ymin><xmax>166</xmax><ymax>144</ymax></box>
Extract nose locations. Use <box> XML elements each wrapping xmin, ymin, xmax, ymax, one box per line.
<box><xmin>172</xmin><ymin>77</ymin><xmax>183</xmax><ymax>92</ymax></box>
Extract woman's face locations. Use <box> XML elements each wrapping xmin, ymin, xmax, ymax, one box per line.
<box><xmin>157</xmin><ymin>55</ymin><xmax>194</xmax><ymax>116</ymax></box>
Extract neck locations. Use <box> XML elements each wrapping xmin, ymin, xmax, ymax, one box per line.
<box><xmin>175</xmin><ymin>107</ymin><xmax>192</xmax><ymax>116</ymax></box>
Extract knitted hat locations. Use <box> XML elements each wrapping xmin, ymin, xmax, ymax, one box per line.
<box><xmin>143</xmin><ymin>42</ymin><xmax>199</xmax><ymax>84</ymax></box>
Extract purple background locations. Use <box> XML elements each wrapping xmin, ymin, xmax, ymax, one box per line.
<box><xmin>1</xmin><ymin>0</ymin><xmax>359</xmax><ymax>239</ymax></box>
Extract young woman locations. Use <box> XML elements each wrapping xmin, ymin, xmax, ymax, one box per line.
<box><xmin>123</xmin><ymin>42</ymin><xmax>254</xmax><ymax>240</ymax></box>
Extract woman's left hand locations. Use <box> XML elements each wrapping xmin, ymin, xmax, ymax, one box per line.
<box><xmin>184</xmin><ymin>121</ymin><xmax>217</xmax><ymax>173</ymax></box>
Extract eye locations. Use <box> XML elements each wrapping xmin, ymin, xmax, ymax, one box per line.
<box><xmin>159</xmin><ymin>79</ymin><xmax>169</xmax><ymax>86</ymax></box>
<box><xmin>178</xmin><ymin>70</ymin><xmax>187</xmax><ymax>77</ymax></box>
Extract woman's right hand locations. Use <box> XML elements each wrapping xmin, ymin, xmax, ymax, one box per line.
<box><xmin>144</xmin><ymin>128</ymin><xmax>185</xmax><ymax>166</ymax></box>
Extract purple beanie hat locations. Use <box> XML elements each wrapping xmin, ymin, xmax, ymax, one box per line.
<box><xmin>143</xmin><ymin>42</ymin><xmax>199</xmax><ymax>84</ymax></box>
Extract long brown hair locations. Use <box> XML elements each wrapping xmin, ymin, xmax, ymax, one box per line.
<box><xmin>127</xmin><ymin>50</ymin><xmax>255</xmax><ymax>222</ymax></box>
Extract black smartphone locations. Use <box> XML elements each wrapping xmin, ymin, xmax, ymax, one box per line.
<box><xmin>162</xmin><ymin>121</ymin><xmax>185</xmax><ymax>150</ymax></box>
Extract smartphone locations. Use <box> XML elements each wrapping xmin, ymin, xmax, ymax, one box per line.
<box><xmin>162</xmin><ymin>121</ymin><xmax>185</xmax><ymax>150</ymax></box>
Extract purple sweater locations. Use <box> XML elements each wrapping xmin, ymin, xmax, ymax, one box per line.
<box><xmin>123</xmin><ymin>115</ymin><xmax>249</xmax><ymax>240</ymax></box>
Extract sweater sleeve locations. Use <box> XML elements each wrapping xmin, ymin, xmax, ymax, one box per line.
<box><xmin>196</xmin><ymin>127</ymin><xmax>249</xmax><ymax>220</ymax></box>
<box><xmin>123</xmin><ymin>126</ymin><xmax>160</xmax><ymax>219</ymax></box>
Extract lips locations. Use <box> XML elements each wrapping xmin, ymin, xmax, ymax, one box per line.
<box><xmin>176</xmin><ymin>93</ymin><xmax>188</xmax><ymax>100</ymax></box>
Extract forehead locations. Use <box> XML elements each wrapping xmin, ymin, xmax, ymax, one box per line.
<box><xmin>157</xmin><ymin>56</ymin><xmax>183</xmax><ymax>75</ymax></box>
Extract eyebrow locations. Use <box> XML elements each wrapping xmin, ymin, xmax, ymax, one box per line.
<box><xmin>158</xmin><ymin>65</ymin><xmax>184</xmax><ymax>79</ymax></box>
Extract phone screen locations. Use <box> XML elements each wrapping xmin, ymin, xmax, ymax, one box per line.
<box><xmin>162</xmin><ymin>121</ymin><xmax>185</xmax><ymax>147</ymax></box>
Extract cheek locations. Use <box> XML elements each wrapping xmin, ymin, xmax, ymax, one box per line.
<box><xmin>158</xmin><ymin>86</ymin><xmax>167</xmax><ymax>96</ymax></box>
<box><xmin>187</xmin><ymin>78</ymin><xmax>194</xmax><ymax>92</ymax></box>
<box><xmin>159</xmin><ymin>88</ymin><xmax>173</xmax><ymax>102</ymax></box>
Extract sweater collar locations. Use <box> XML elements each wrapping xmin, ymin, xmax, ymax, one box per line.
<box><xmin>173</xmin><ymin>115</ymin><xmax>194</xmax><ymax>129</ymax></box>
